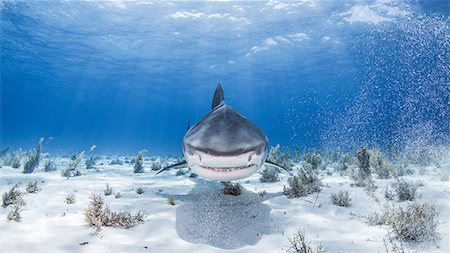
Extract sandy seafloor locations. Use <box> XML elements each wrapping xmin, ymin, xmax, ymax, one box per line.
<box><xmin>0</xmin><ymin>156</ymin><xmax>448</xmax><ymax>253</ymax></box>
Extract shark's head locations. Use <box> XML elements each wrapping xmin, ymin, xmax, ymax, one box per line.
<box><xmin>182</xmin><ymin>85</ymin><xmax>268</xmax><ymax>181</ymax></box>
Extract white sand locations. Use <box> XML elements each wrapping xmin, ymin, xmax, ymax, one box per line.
<box><xmin>0</xmin><ymin>156</ymin><xmax>448</xmax><ymax>253</ymax></box>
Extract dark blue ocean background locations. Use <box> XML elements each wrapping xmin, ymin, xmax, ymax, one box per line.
<box><xmin>1</xmin><ymin>0</ymin><xmax>448</xmax><ymax>155</ymax></box>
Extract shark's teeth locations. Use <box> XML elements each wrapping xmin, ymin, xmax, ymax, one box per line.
<box><xmin>201</xmin><ymin>164</ymin><xmax>255</xmax><ymax>172</ymax></box>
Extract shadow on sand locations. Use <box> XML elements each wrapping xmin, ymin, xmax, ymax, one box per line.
<box><xmin>168</xmin><ymin>180</ymin><xmax>273</xmax><ymax>249</ymax></box>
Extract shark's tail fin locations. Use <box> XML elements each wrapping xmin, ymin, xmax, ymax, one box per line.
<box><xmin>212</xmin><ymin>83</ymin><xmax>224</xmax><ymax>110</ymax></box>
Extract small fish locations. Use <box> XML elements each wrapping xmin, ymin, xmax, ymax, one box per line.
<box><xmin>158</xmin><ymin>84</ymin><xmax>287</xmax><ymax>181</ymax></box>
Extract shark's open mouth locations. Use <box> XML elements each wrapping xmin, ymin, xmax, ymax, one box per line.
<box><xmin>191</xmin><ymin>163</ymin><xmax>261</xmax><ymax>181</ymax></box>
<box><xmin>200</xmin><ymin>164</ymin><xmax>256</xmax><ymax>172</ymax></box>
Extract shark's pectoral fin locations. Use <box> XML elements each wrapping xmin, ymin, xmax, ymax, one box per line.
<box><xmin>156</xmin><ymin>160</ymin><xmax>188</xmax><ymax>175</ymax></box>
<box><xmin>264</xmin><ymin>160</ymin><xmax>293</xmax><ymax>175</ymax></box>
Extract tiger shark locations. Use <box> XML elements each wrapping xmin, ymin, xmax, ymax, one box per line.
<box><xmin>157</xmin><ymin>84</ymin><xmax>286</xmax><ymax>181</ymax></box>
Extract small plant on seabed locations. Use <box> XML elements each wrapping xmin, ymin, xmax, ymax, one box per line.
<box><xmin>133</xmin><ymin>150</ymin><xmax>146</xmax><ymax>173</ymax></box>
<box><xmin>84</xmin><ymin>194</ymin><xmax>105</xmax><ymax>230</ymax></box>
<box><xmin>23</xmin><ymin>152</ymin><xmax>37</xmax><ymax>173</ymax></box>
<box><xmin>366</xmin><ymin>202</ymin><xmax>439</xmax><ymax>243</ymax></box>
<box><xmin>7</xmin><ymin>205</ymin><xmax>22</xmax><ymax>222</ymax></box>
<box><xmin>292</xmin><ymin>145</ymin><xmax>302</xmax><ymax>163</ymax></box>
<box><xmin>337</xmin><ymin>153</ymin><xmax>353</xmax><ymax>172</ymax></box>
<box><xmin>12</xmin><ymin>157</ymin><xmax>22</xmax><ymax>168</ymax></box>
<box><xmin>114</xmin><ymin>192</ymin><xmax>121</xmax><ymax>199</ymax></box>
<box><xmin>280</xmin><ymin>148</ymin><xmax>294</xmax><ymax>170</ymax></box>
<box><xmin>364</xmin><ymin>178</ymin><xmax>378</xmax><ymax>196</ymax></box>
<box><xmin>61</xmin><ymin>152</ymin><xmax>84</xmax><ymax>178</ymax></box>
<box><xmin>136</xmin><ymin>187</ymin><xmax>145</xmax><ymax>194</ymax></box>
<box><xmin>384</xmin><ymin>186</ymin><xmax>395</xmax><ymax>201</ymax></box>
<box><xmin>44</xmin><ymin>159</ymin><xmax>57</xmax><ymax>172</ymax></box>
<box><xmin>391</xmin><ymin>179</ymin><xmax>418</xmax><ymax>202</ymax></box>
<box><xmin>287</xmin><ymin>229</ymin><xmax>324</xmax><ymax>253</ymax></box>
<box><xmin>389</xmin><ymin>163</ymin><xmax>411</xmax><ymax>178</ymax></box>
<box><xmin>222</xmin><ymin>182</ymin><xmax>242</xmax><ymax>196</ymax></box>
<box><xmin>330</xmin><ymin>190</ymin><xmax>352</xmax><ymax>207</ymax></box>
<box><xmin>258</xmin><ymin>190</ymin><xmax>267</xmax><ymax>197</ymax></box>
<box><xmin>65</xmin><ymin>193</ymin><xmax>76</xmax><ymax>204</ymax></box>
<box><xmin>383</xmin><ymin>234</ymin><xmax>412</xmax><ymax>253</ymax></box>
<box><xmin>259</xmin><ymin>166</ymin><xmax>280</xmax><ymax>183</ymax></box>
<box><xmin>167</xmin><ymin>196</ymin><xmax>176</xmax><ymax>205</ymax></box>
<box><xmin>151</xmin><ymin>161</ymin><xmax>162</xmax><ymax>171</ymax></box>
<box><xmin>109</xmin><ymin>158</ymin><xmax>123</xmax><ymax>165</ymax></box>
<box><xmin>267</xmin><ymin>144</ymin><xmax>294</xmax><ymax>170</ymax></box>
<box><xmin>84</xmin><ymin>194</ymin><xmax>148</xmax><ymax>231</ymax></box>
<box><xmin>283</xmin><ymin>164</ymin><xmax>322</xmax><ymax>198</ymax></box>
<box><xmin>401</xmin><ymin>142</ymin><xmax>445</xmax><ymax>167</ymax></box>
<box><xmin>321</xmin><ymin>149</ymin><xmax>342</xmax><ymax>164</ymax></box>
<box><xmin>26</xmin><ymin>180</ymin><xmax>40</xmax><ymax>193</ymax></box>
<box><xmin>267</xmin><ymin>144</ymin><xmax>281</xmax><ymax>163</ymax></box>
<box><xmin>176</xmin><ymin>169</ymin><xmax>187</xmax><ymax>176</ymax></box>
<box><xmin>2</xmin><ymin>149</ymin><xmax>15</xmax><ymax>166</ymax></box>
<box><xmin>8</xmin><ymin>151</ymin><xmax>22</xmax><ymax>169</ymax></box>
<box><xmin>352</xmin><ymin>146</ymin><xmax>372</xmax><ymax>187</ymax></box>
<box><xmin>104</xmin><ymin>183</ymin><xmax>113</xmax><ymax>196</ymax></box>
<box><xmin>365</xmin><ymin>204</ymin><xmax>394</xmax><ymax>226</ymax></box>
<box><xmin>369</xmin><ymin>149</ymin><xmax>393</xmax><ymax>179</ymax></box>
<box><xmin>2</xmin><ymin>183</ymin><xmax>25</xmax><ymax>207</ymax></box>
<box><xmin>23</xmin><ymin>137</ymin><xmax>44</xmax><ymax>174</ymax></box>
<box><xmin>390</xmin><ymin>202</ymin><xmax>439</xmax><ymax>242</ymax></box>
<box><xmin>302</xmin><ymin>149</ymin><xmax>322</xmax><ymax>171</ymax></box>
<box><xmin>85</xmin><ymin>156</ymin><xmax>96</xmax><ymax>169</ymax></box>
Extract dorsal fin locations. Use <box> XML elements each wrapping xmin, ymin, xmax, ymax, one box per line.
<box><xmin>211</xmin><ymin>83</ymin><xmax>224</xmax><ymax>110</ymax></box>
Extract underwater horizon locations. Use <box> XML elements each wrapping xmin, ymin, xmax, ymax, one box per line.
<box><xmin>1</xmin><ymin>0</ymin><xmax>448</xmax><ymax>156</ymax></box>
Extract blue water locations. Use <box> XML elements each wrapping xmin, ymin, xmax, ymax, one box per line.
<box><xmin>1</xmin><ymin>1</ymin><xmax>448</xmax><ymax>155</ymax></box>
